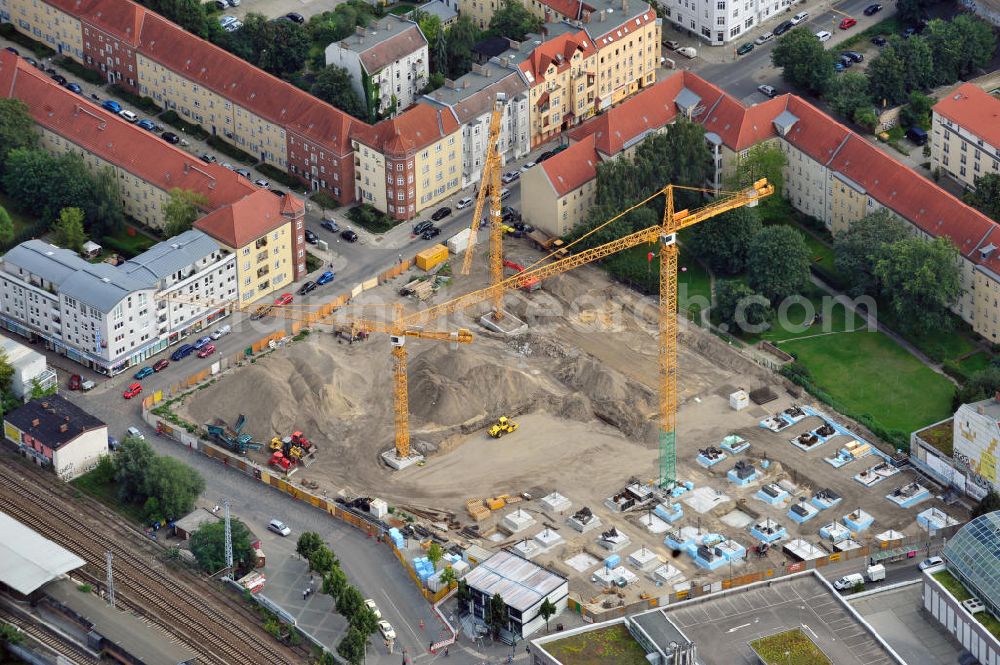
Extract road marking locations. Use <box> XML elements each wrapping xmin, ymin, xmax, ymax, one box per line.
<box><xmin>726</xmin><ymin>618</ymin><xmax>759</xmax><ymax>633</ymax></box>
<box><xmin>802</xmin><ymin>623</ymin><xmax>819</xmax><ymax>639</ymax></box>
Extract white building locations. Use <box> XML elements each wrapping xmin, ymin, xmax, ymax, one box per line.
<box><xmin>951</xmin><ymin>397</ymin><xmax>1000</xmax><ymax>499</ymax></box>
<box><xmin>662</xmin><ymin>0</ymin><xmax>795</xmax><ymax>45</ymax></box>
<box><xmin>0</xmin><ymin>335</ymin><xmax>57</xmax><ymax>401</ymax></box>
<box><xmin>422</xmin><ymin>61</ymin><xmax>530</xmax><ymax>188</ymax></box>
<box><xmin>325</xmin><ymin>16</ymin><xmax>429</xmax><ymax>118</ymax></box>
<box><xmin>3</xmin><ymin>394</ymin><xmax>108</xmax><ymax>480</ymax></box>
<box><xmin>0</xmin><ymin>233</ymin><xmax>233</xmax><ymax>376</ymax></box>
<box><xmin>463</xmin><ymin>550</ymin><xmax>568</xmax><ymax>640</ymax></box>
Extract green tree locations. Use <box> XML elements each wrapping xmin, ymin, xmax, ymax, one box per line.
<box><xmin>28</xmin><ymin>377</ymin><xmax>57</xmax><ymax>400</ymax></box>
<box><xmin>833</xmin><ymin>210</ymin><xmax>910</xmax><ymax>297</ymax></box>
<box><xmin>746</xmin><ymin>226</ymin><xmax>811</xmax><ymax>303</ymax></box>
<box><xmin>965</xmin><ymin>173</ymin><xmax>1000</xmax><ymax>222</ymax></box>
<box><xmin>350</xmin><ymin>605</ymin><xmax>379</xmax><ymax>636</ymax></box>
<box><xmin>146</xmin><ymin>0</ymin><xmax>211</xmax><ymax>38</ymax></box>
<box><xmin>488</xmin><ymin>0</ymin><xmax>542</xmax><ymax>41</ymax></box>
<box><xmin>296</xmin><ymin>531</ymin><xmax>324</xmax><ymax>559</ymax></box>
<box><xmin>826</xmin><ymin>71</ymin><xmax>872</xmax><ymax>121</ymax></box>
<box><xmin>439</xmin><ymin>567</ymin><xmax>457</xmax><ymax>587</ymax></box>
<box><xmin>684</xmin><ymin>206</ymin><xmax>761</xmax><ymax>275</ymax></box>
<box><xmin>322</xmin><ymin>566</ymin><xmax>348</xmax><ymax>598</ymax></box>
<box><xmin>867</xmin><ymin>44</ymin><xmax>907</xmax><ymax>107</ymax></box>
<box><xmin>456</xmin><ymin>578</ymin><xmax>472</xmax><ymax>607</ymax></box>
<box><xmin>189</xmin><ymin>519</ymin><xmax>256</xmax><ymax>573</ymax></box>
<box><xmin>899</xmin><ymin>91</ymin><xmax>934</xmax><ymax>129</ymax></box>
<box><xmin>715</xmin><ymin>280</ymin><xmax>772</xmax><ymax>330</ymax></box>
<box><xmin>539</xmin><ymin>597</ymin><xmax>557</xmax><ymax>633</ymax></box>
<box><xmin>53</xmin><ymin>207</ymin><xmax>86</xmax><ymax>253</ymax></box>
<box><xmin>164</xmin><ymin>188</ymin><xmax>209</xmax><ymax>237</ymax></box>
<box><xmin>309</xmin><ymin>545</ymin><xmax>337</xmax><ymax>575</ymax></box>
<box><xmin>260</xmin><ymin>20</ymin><xmax>310</xmax><ymax>76</ymax></box>
<box><xmin>949</xmin><ymin>14</ymin><xmax>996</xmax><ymax>80</ymax></box>
<box><xmin>487</xmin><ymin>592</ymin><xmax>507</xmax><ymax>639</ymax></box>
<box><xmin>142</xmin><ymin>455</ymin><xmax>205</xmax><ymax>518</ymax></box>
<box><xmin>896</xmin><ymin>35</ymin><xmax>935</xmax><ymax>93</ymax></box>
<box><xmin>87</xmin><ymin>167</ymin><xmax>126</xmax><ymax>237</ymax></box>
<box><xmin>896</xmin><ymin>0</ymin><xmax>929</xmax><ymax>28</ymax></box>
<box><xmin>3</xmin><ymin>149</ymin><xmax>97</xmax><ymax>223</ymax></box>
<box><xmin>0</xmin><ymin>206</ymin><xmax>14</xmax><ymax>247</ymax></box>
<box><xmin>971</xmin><ymin>490</ymin><xmax>1000</xmax><ymax>519</ymax></box>
<box><xmin>413</xmin><ymin>10</ymin><xmax>447</xmax><ymax>73</ymax></box>
<box><xmin>853</xmin><ymin>107</ymin><xmax>879</xmax><ymax>132</ymax></box>
<box><xmin>312</xmin><ymin>66</ymin><xmax>367</xmax><ymax>120</ymax></box>
<box><xmin>427</xmin><ymin>542</ymin><xmax>443</xmax><ymax>571</ymax></box>
<box><xmin>0</xmin><ymin>622</ymin><xmax>24</xmax><ymax>647</ymax></box>
<box><xmin>336</xmin><ymin>626</ymin><xmax>367</xmax><ymax>665</ymax></box>
<box><xmin>445</xmin><ymin>16</ymin><xmax>482</xmax><ymax>77</ymax></box>
<box><xmin>954</xmin><ymin>366</ymin><xmax>1000</xmax><ymax>409</ymax></box>
<box><xmin>771</xmin><ymin>28</ymin><xmax>834</xmax><ymax>95</ymax></box>
<box><xmin>0</xmin><ymin>98</ymin><xmax>39</xmax><ymax>171</ymax></box>
<box><xmin>726</xmin><ymin>143</ymin><xmax>787</xmax><ymax>195</ymax></box>
<box><xmin>874</xmin><ymin>236</ymin><xmax>960</xmax><ymax>334</ymax></box>
<box><xmin>336</xmin><ymin>584</ymin><xmax>364</xmax><ymax>619</ymax></box>
<box><xmin>113</xmin><ymin>436</ymin><xmax>157</xmax><ymax>505</ymax></box>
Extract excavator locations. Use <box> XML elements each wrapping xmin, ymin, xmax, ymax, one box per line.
<box><xmin>488</xmin><ymin>416</ymin><xmax>519</xmax><ymax>438</ymax></box>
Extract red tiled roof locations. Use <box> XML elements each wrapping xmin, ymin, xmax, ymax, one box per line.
<box><xmin>86</xmin><ymin>0</ymin><xmax>146</xmax><ymax>45</ymax></box>
<box><xmin>518</xmin><ymin>31</ymin><xmax>595</xmax><ymax>86</ymax></box>
<box><xmin>194</xmin><ymin>189</ymin><xmax>290</xmax><ymax>248</ymax></box>
<box><xmin>933</xmin><ymin>83</ymin><xmax>1000</xmax><ymax>151</ymax></box>
<box><xmin>542</xmin><ymin>0</ymin><xmax>588</xmax><ymax>19</ymax></box>
<box><xmin>540</xmin><ymin>134</ymin><xmax>599</xmax><ymax>196</ymax></box>
<box><xmin>355</xmin><ymin>103</ymin><xmax>459</xmax><ymax>155</ymax></box>
<box><xmin>781</xmin><ymin>96</ymin><xmax>851</xmax><ymax>165</ymax></box>
<box><xmin>567</xmin><ymin>76</ymin><xmax>684</xmax><ymax>154</ymax></box>
<box><xmin>0</xmin><ymin>52</ymin><xmax>257</xmax><ymax>209</ymax></box>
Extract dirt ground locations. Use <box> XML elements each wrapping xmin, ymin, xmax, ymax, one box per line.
<box><xmin>174</xmin><ymin>249</ymin><xmax>966</xmax><ymax>606</ymax></box>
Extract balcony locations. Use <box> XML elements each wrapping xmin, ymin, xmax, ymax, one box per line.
<box><xmin>256</xmin><ymin>251</ymin><xmax>267</xmax><ymax>263</ymax></box>
<box><xmin>257</xmin><ymin>266</ymin><xmax>270</xmax><ymax>279</ymax></box>
<box><xmin>255</xmin><ymin>238</ymin><xmax>268</xmax><ymax>250</ymax></box>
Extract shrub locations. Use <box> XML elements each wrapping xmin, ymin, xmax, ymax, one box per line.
<box><xmin>159</xmin><ymin>110</ymin><xmax>209</xmax><ymax>140</ymax></box>
<box><xmin>311</xmin><ymin>191</ymin><xmax>340</xmax><ymax>210</ymax></box>
<box><xmin>205</xmin><ymin>134</ymin><xmax>256</xmax><ymax>164</ymax></box>
<box><xmin>345</xmin><ymin>203</ymin><xmax>400</xmax><ymax>233</ymax></box>
<box><xmin>109</xmin><ymin>84</ymin><xmax>161</xmax><ymax>114</ymax></box>
<box><xmin>56</xmin><ymin>56</ymin><xmax>106</xmax><ymax>84</ymax></box>
<box><xmin>0</xmin><ymin>24</ymin><xmax>56</xmax><ymax>57</ymax></box>
<box><xmin>256</xmin><ymin>163</ymin><xmax>303</xmax><ymax>188</ymax></box>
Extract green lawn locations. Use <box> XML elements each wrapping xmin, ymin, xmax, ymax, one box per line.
<box><xmin>72</xmin><ymin>466</ymin><xmax>145</xmax><ymax>524</ymax></box>
<box><xmin>780</xmin><ymin>329</ymin><xmax>954</xmax><ymax>434</ymax></box>
<box><xmin>933</xmin><ymin>570</ymin><xmax>1000</xmax><ymax>639</ymax></box>
<box><xmin>877</xmin><ymin>306</ymin><xmax>978</xmax><ymax>363</ymax></box>
<box><xmin>544</xmin><ymin>624</ymin><xmax>649</xmax><ymax>665</ymax></box>
<box><xmin>738</xmin><ymin>290</ymin><xmax>867</xmax><ymax>345</ymax></box>
<box><xmin>750</xmin><ymin>629</ymin><xmax>832</xmax><ymax>665</ymax></box>
<box><xmin>101</xmin><ymin>226</ymin><xmax>157</xmax><ymax>258</ymax></box>
<box><xmin>0</xmin><ymin>191</ymin><xmax>40</xmax><ymax>246</ymax></box>
<box><xmin>958</xmin><ymin>351</ymin><xmax>992</xmax><ymax>375</ymax></box>
<box><xmin>388</xmin><ymin>2</ymin><xmax>416</xmax><ymax>14</ymax></box>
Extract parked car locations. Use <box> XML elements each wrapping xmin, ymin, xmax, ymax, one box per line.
<box><xmin>137</xmin><ymin>118</ymin><xmax>156</xmax><ymax>131</ymax></box>
<box><xmin>864</xmin><ymin>3</ymin><xmax>882</xmax><ymax>14</ymax></box>
<box><xmin>377</xmin><ymin>621</ymin><xmax>396</xmax><ymax>641</ymax></box>
<box><xmin>235</xmin><ymin>168</ymin><xmax>252</xmax><ymax>179</ymax></box>
<box><xmin>421</xmin><ymin>226</ymin><xmax>441</xmax><ymax>240</ymax></box>
<box><xmin>316</xmin><ymin>271</ymin><xmax>335</xmax><ymax>285</ymax></box>
<box><xmin>270</xmin><ymin>189</ymin><xmax>285</xmax><ymax>197</ymax></box>
<box><xmin>126</xmin><ymin>426</ymin><xmax>144</xmax><ymax>440</ymax></box>
<box><xmin>321</xmin><ymin>219</ymin><xmax>340</xmax><ymax>232</ymax></box>
<box><xmin>223</xmin><ymin>19</ymin><xmax>242</xmax><ymax>32</ymax></box>
<box><xmin>537</xmin><ymin>150</ymin><xmax>556</xmax><ymax>162</ymax></box>
<box><xmin>736</xmin><ymin>42</ymin><xmax>754</xmax><ymax>55</ymax></box>
<box><xmin>221</xmin><ymin>162</ymin><xmax>235</xmax><ymax>170</ymax></box>
<box><xmin>456</xmin><ymin>197</ymin><xmax>474</xmax><ymax>209</ymax></box>
<box><xmin>285</xmin><ymin>12</ymin><xmax>305</xmax><ymax>22</ymax></box>
<box><xmin>69</xmin><ymin>374</ymin><xmax>82</xmax><ymax>390</ymax></box>
<box><xmin>298</xmin><ymin>281</ymin><xmax>317</xmax><ymax>295</ymax></box>
<box><xmin>754</xmin><ymin>32</ymin><xmax>774</xmax><ymax>45</ymax></box>
<box><xmin>905</xmin><ymin>126</ymin><xmax>929</xmax><ymax>146</ymax></box>
<box><xmin>102</xmin><ymin>99</ymin><xmax>122</xmax><ymax>113</ymax></box>
<box><xmin>663</xmin><ymin>39</ymin><xmax>680</xmax><ymax>49</ymax></box>
<box><xmin>118</xmin><ymin>110</ymin><xmax>138</xmax><ymax>123</ymax></box>
<box><xmin>499</xmin><ymin>187</ymin><xmax>511</xmax><ymax>200</ymax></box>
<box><xmin>834</xmin><ymin>61</ymin><xmax>845</xmax><ymax>72</ymax></box>
<box><xmin>815</xmin><ymin>30</ymin><xmax>832</xmax><ymax>42</ymax></box>
<box><xmin>24</xmin><ymin>56</ymin><xmax>38</xmax><ymax>67</ymax></box>
<box><xmin>134</xmin><ymin>366</ymin><xmax>155</xmax><ymax>380</ymax></box>
<box><xmin>431</xmin><ymin>206</ymin><xmax>451</xmax><ymax>221</ymax></box>
<box><xmin>791</xmin><ymin>11</ymin><xmax>809</xmax><ymax>25</ymax></box>
<box><xmin>161</xmin><ymin>131</ymin><xmax>180</xmax><ymax>144</ymax></box>
<box><xmin>192</xmin><ymin>336</ymin><xmax>213</xmax><ymax>350</ymax></box>
<box><xmin>199</xmin><ymin>152</ymin><xmax>217</xmax><ymax>163</ymax></box>
<box><xmin>153</xmin><ymin>358</ymin><xmax>170</xmax><ymax>371</ymax></box>
<box><xmin>219</xmin><ymin>15</ymin><xmax>238</xmax><ymax>27</ymax></box>
<box><xmin>123</xmin><ymin>382</ymin><xmax>143</xmax><ymax>399</ymax></box>
<box><xmin>364</xmin><ymin>599</ymin><xmax>382</xmax><ymax>619</ymax></box>
<box><xmin>227</xmin><ymin>0</ymin><xmax>240</xmax><ymax>5</ymax></box>
<box><xmin>341</xmin><ymin>229</ymin><xmax>358</xmax><ymax>242</ymax></box>
<box><xmin>773</xmin><ymin>20</ymin><xmax>794</xmax><ymax>35</ymax></box>
<box><xmin>274</xmin><ymin>293</ymin><xmax>294</xmax><ymax>306</ymax></box>
<box><xmin>919</xmin><ymin>556</ymin><xmax>944</xmax><ymax>570</ymax></box>
<box><xmin>501</xmin><ymin>171</ymin><xmax>520</xmax><ymax>183</ymax></box>
<box><xmin>521</xmin><ymin>161</ymin><xmax>536</xmax><ymax>171</ymax></box>
<box><xmin>842</xmin><ymin>51</ymin><xmax>864</xmax><ymax>63</ymax></box>
<box><xmin>839</xmin><ymin>17</ymin><xmax>857</xmax><ymax>29</ymax></box>
<box><xmin>413</xmin><ymin>220</ymin><xmax>434</xmax><ymax>235</ymax></box>
<box><xmin>676</xmin><ymin>46</ymin><xmax>697</xmax><ymax>59</ymax></box>
<box><xmin>833</xmin><ymin>573</ymin><xmax>865</xmax><ymax>590</ymax></box>
<box><xmin>871</xmin><ymin>35</ymin><xmax>887</xmax><ymax>46</ymax></box>
<box><xmin>250</xmin><ymin>304</ymin><xmax>272</xmax><ymax>321</ymax></box>
<box><xmin>197</xmin><ymin>344</ymin><xmax>216</xmax><ymax>358</ymax></box>
<box><xmin>757</xmin><ymin>84</ymin><xmax>777</xmax><ymax>98</ymax></box>
<box><xmin>4</xmin><ymin>47</ymin><xmax>19</xmax><ymax>55</ymax></box>
<box><xmin>50</xmin><ymin>73</ymin><xmax>67</xmax><ymax>85</ymax></box>
<box><xmin>210</xmin><ymin>324</ymin><xmax>232</xmax><ymax>340</ymax></box>
<box><xmin>903</xmin><ymin>26</ymin><xmax>917</xmax><ymax>38</ymax></box>
<box><xmin>66</xmin><ymin>82</ymin><xmax>82</xmax><ymax>94</ymax></box>
<box><xmin>213</xmin><ymin>0</ymin><xmax>227</xmax><ymax>8</ymax></box>
<box><xmin>268</xmin><ymin>519</ymin><xmax>291</xmax><ymax>536</ymax></box>
<box><xmin>304</xmin><ymin>229</ymin><xmax>318</xmax><ymax>244</ymax></box>
<box><xmin>254</xmin><ymin>178</ymin><xmax>270</xmax><ymax>189</ymax></box>
<box><xmin>170</xmin><ymin>344</ymin><xmax>196</xmax><ymax>361</ymax></box>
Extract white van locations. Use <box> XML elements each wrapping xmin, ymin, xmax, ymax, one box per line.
<box><xmin>754</xmin><ymin>32</ymin><xmax>774</xmax><ymax>45</ymax></box>
<box><xmin>211</xmin><ymin>324</ymin><xmax>232</xmax><ymax>340</ymax></box>
<box><xmin>815</xmin><ymin>30</ymin><xmax>832</xmax><ymax>42</ymax></box>
<box><xmin>791</xmin><ymin>11</ymin><xmax>809</xmax><ymax>24</ymax></box>
<box><xmin>866</xmin><ymin>564</ymin><xmax>886</xmax><ymax>582</ymax></box>
<box><xmin>833</xmin><ymin>573</ymin><xmax>865</xmax><ymax>590</ymax></box>
<box><xmin>118</xmin><ymin>110</ymin><xmax>138</xmax><ymax>123</ymax></box>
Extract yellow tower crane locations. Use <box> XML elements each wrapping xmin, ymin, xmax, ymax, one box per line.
<box><xmin>460</xmin><ymin>92</ymin><xmax>507</xmax><ymax>319</ymax></box>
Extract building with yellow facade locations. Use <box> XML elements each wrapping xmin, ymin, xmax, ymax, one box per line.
<box><xmin>931</xmin><ymin>83</ymin><xmax>1000</xmax><ymax>192</ymax></box>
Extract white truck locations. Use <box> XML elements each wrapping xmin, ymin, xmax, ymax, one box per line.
<box><xmin>866</xmin><ymin>564</ymin><xmax>886</xmax><ymax>582</ymax></box>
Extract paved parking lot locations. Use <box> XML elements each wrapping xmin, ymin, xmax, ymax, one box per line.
<box><xmin>227</xmin><ymin>0</ymin><xmax>360</xmax><ymax>24</ymax></box>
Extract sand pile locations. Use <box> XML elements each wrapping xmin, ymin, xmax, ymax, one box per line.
<box><xmin>555</xmin><ymin>354</ymin><xmax>657</xmax><ymax>441</ymax></box>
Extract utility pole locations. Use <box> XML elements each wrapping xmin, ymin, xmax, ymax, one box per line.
<box><xmin>224</xmin><ymin>500</ymin><xmax>233</xmax><ymax>579</ymax></box>
<box><xmin>105</xmin><ymin>550</ymin><xmax>116</xmax><ymax>609</ymax></box>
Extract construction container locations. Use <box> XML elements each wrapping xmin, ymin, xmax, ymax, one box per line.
<box><xmin>447</xmin><ymin>228</ymin><xmax>472</xmax><ymax>254</ymax></box>
<box><xmin>486</xmin><ymin>497</ymin><xmax>506</xmax><ymax>511</ymax></box>
<box><xmin>416</xmin><ymin>244</ymin><xmax>448</xmax><ymax>271</ymax></box>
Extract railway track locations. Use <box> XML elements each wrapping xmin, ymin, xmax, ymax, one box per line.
<box><xmin>0</xmin><ymin>462</ymin><xmax>302</xmax><ymax>665</ymax></box>
<box><xmin>0</xmin><ymin>606</ymin><xmax>102</xmax><ymax>665</ymax></box>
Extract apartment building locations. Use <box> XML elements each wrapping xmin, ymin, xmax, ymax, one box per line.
<box><xmin>520</xmin><ymin>133</ymin><xmax>599</xmax><ymax>235</ymax></box>
<box><xmin>521</xmin><ymin>69</ymin><xmax>1000</xmax><ymax>343</ymax></box>
<box><xmin>931</xmin><ymin>83</ymin><xmax>1000</xmax><ymax>191</ymax></box>
<box><xmin>353</xmin><ymin>104</ymin><xmax>463</xmax><ymax>219</ymax></box>
<box><xmin>3</xmin><ymin>394</ymin><xmax>108</xmax><ymax>480</ymax></box>
<box><xmin>662</xmin><ymin>0</ymin><xmax>796</xmax><ymax>45</ymax></box>
<box><xmin>325</xmin><ymin>17</ymin><xmax>429</xmax><ymax>118</ymax></box>
<box><xmin>422</xmin><ymin>61</ymin><xmax>530</xmax><ymax>187</ymax></box>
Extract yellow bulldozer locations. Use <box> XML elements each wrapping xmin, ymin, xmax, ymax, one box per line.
<box><xmin>488</xmin><ymin>416</ymin><xmax>519</xmax><ymax>438</ymax></box>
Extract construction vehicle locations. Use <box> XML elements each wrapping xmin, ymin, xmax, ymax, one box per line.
<box><xmin>291</xmin><ymin>431</ymin><xmax>315</xmax><ymax>453</ymax></box>
<box><xmin>502</xmin><ymin>259</ymin><xmax>540</xmax><ymax>292</ymax></box>
<box><xmin>206</xmin><ymin>414</ymin><xmax>262</xmax><ymax>455</ymax></box>
<box><xmin>488</xmin><ymin>415</ymin><xmax>519</xmax><ymax>438</ymax></box>
<box><xmin>269</xmin><ymin>450</ymin><xmax>295</xmax><ymax>471</ymax></box>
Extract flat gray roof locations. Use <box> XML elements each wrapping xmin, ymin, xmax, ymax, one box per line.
<box><xmin>120</xmin><ymin>229</ymin><xmax>220</xmax><ymax>284</ymax></box>
<box><xmin>0</xmin><ymin>334</ymin><xmax>46</xmax><ymax>372</ymax></box>
<box><xmin>0</xmin><ymin>512</ymin><xmax>85</xmax><ymax>595</ymax></box>
<box><xmin>423</xmin><ymin>64</ymin><xmax>527</xmax><ymax>125</ymax></box>
<box><xmin>465</xmin><ymin>550</ymin><xmax>566</xmax><ymax>612</ymax></box>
